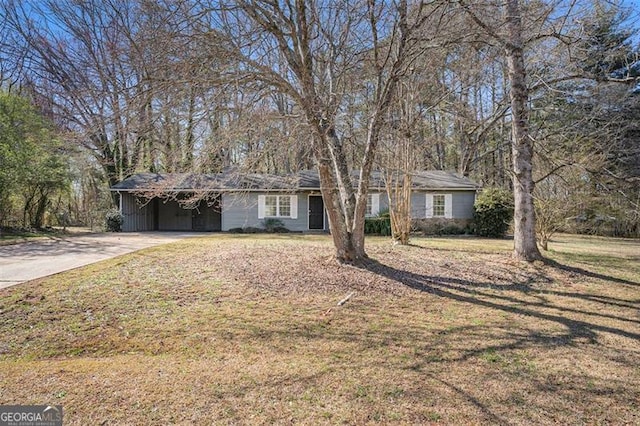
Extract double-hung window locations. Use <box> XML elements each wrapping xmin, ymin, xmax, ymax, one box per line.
<box><xmin>258</xmin><ymin>195</ymin><xmax>297</xmax><ymax>219</ymax></box>
<box><xmin>264</xmin><ymin>195</ymin><xmax>278</xmax><ymax>217</ymax></box>
<box><xmin>278</xmin><ymin>196</ymin><xmax>291</xmax><ymax>217</ymax></box>
<box><xmin>426</xmin><ymin>193</ymin><xmax>452</xmax><ymax>218</ymax></box>
<box><xmin>433</xmin><ymin>194</ymin><xmax>446</xmax><ymax>217</ymax></box>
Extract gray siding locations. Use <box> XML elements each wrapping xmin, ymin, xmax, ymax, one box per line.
<box><xmin>221</xmin><ymin>193</ymin><xmax>257</xmax><ymax>230</ymax></box>
<box><xmin>121</xmin><ymin>189</ymin><xmax>475</xmax><ymax>232</ymax></box>
<box><xmin>372</xmin><ymin>190</ymin><xmax>476</xmax><ymax>219</ymax></box>
<box><xmin>222</xmin><ymin>192</ymin><xmax>315</xmax><ymax>232</ymax></box>
<box><xmin>120</xmin><ymin>193</ymin><xmax>153</xmax><ymax>231</ymax></box>
<box><xmin>375</xmin><ymin>192</ymin><xmax>428</xmax><ymax>218</ymax></box>
<box><xmin>451</xmin><ymin>192</ymin><xmax>476</xmax><ymax>219</ymax></box>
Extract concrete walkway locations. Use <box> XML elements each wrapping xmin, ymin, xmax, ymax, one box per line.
<box><xmin>0</xmin><ymin>232</ymin><xmax>204</xmax><ymax>289</ymax></box>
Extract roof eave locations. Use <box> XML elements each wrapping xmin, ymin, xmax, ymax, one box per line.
<box><xmin>111</xmin><ymin>186</ymin><xmax>479</xmax><ymax>192</ymax></box>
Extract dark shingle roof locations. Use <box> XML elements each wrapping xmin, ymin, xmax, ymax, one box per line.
<box><xmin>407</xmin><ymin>171</ymin><xmax>480</xmax><ymax>190</ymax></box>
<box><xmin>110</xmin><ymin>172</ymin><xmax>299</xmax><ymax>192</ymax></box>
<box><xmin>111</xmin><ymin>170</ymin><xmax>479</xmax><ymax>192</ymax></box>
<box><xmin>296</xmin><ymin>170</ymin><xmax>479</xmax><ymax>190</ymax></box>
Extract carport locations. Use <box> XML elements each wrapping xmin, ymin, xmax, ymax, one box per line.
<box><xmin>111</xmin><ymin>174</ymin><xmax>223</xmax><ymax>232</ymax></box>
<box><xmin>119</xmin><ymin>193</ymin><xmax>222</xmax><ymax>232</ymax></box>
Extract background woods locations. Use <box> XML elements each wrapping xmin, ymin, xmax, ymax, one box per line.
<box><xmin>0</xmin><ymin>0</ymin><xmax>638</xmax><ymax>254</ymax></box>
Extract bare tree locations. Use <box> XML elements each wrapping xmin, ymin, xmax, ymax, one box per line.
<box><xmin>3</xmin><ymin>1</ymin><xmax>226</xmax><ymax>185</ymax></box>
<box><xmin>383</xmin><ymin>156</ymin><xmax>415</xmax><ymax>246</ymax></box>
<box><xmin>379</xmin><ymin>79</ymin><xmax>423</xmax><ymax>245</ymax></box>
<box><xmin>195</xmin><ymin>0</ymin><xmax>440</xmax><ymax>263</ymax></box>
<box><xmin>458</xmin><ymin>0</ymin><xmax>549</xmax><ymax>261</ymax></box>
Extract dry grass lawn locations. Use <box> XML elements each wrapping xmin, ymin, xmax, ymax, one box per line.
<box><xmin>1</xmin><ymin>234</ymin><xmax>639</xmax><ymax>425</ymax></box>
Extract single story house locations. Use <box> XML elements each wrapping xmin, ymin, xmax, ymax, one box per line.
<box><xmin>110</xmin><ymin>170</ymin><xmax>480</xmax><ymax>232</ymax></box>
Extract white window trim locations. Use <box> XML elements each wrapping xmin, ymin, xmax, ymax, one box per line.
<box><xmin>258</xmin><ymin>195</ymin><xmax>298</xmax><ymax>219</ymax></box>
<box><xmin>366</xmin><ymin>193</ymin><xmax>380</xmax><ymax>217</ymax></box>
<box><xmin>426</xmin><ymin>193</ymin><xmax>453</xmax><ymax>219</ymax></box>
<box><xmin>444</xmin><ymin>194</ymin><xmax>453</xmax><ymax>218</ymax></box>
<box><xmin>433</xmin><ymin>194</ymin><xmax>446</xmax><ymax>217</ymax></box>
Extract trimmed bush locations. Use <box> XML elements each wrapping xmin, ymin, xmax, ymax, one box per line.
<box><xmin>365</xmin><ymin>217</ymin><xmax>392</xmax><ymax>236</ymax></box>
<box><xmin>437</xmin><ymin>225</ymin><xmax>467</xmax><ymax>236</ymax></box>
<box><xmin>412</xmin><ymin>218</ymin><xmax>472</xmax><ymax>236</ymax></box>
<box><xmin>228</xmin><ymin>224</ymin><xmax>289</xmax><ymax>234</ymax></box>
<box><xmin>262</xmin><ymin>218</ymin><xmax>287</xmax><ymax>233</ymax></box>
<box><xmin>242</xmin><ymin>226</ymin><xmax>263</xmax><ymax>234</ymax></box>
<box><xmin>105</xmin><ymin>210</ymin><xmax>124</xmax><ymax>232</ymax></box>
<box><xmin>365</xmin><ymin>209</ymin><xmax>392</xmax><ymax>236</ymax></box>
<box><xmin>473</xmin><ymin>188</ymin><xmax>514</xmax><ymax>237</ymax></box>
<box><xmin>271</xmin><ymin>226</ymin><xmax>290</xmax><ymax>233</ymax></box>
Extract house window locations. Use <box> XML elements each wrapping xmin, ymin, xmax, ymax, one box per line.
<box><xmin>279</xmin><ymin>196</ymin><xmax>291</xmax><ymax>217</ymax></box>
<box><xmin>426</xmin><ymin>193</ymin><xmax>452</xmax><ymax>218</ymax></box>
<box><xmin>433</xmin><ymin>194</ymin><xmax>446</xmax><ymax>217</ymax></box>
<box><xmin>258</xmin><ymin>195</ymin><xmax>298</xmax><ymax>219</ymax></box>
<box><xmin>264</xmin><ymin>195</ymin><xmax>278</xmax><ymax>217</ymax></box>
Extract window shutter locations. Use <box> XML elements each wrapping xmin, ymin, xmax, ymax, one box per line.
<box><xmin>425</xmin><ymin>194</ymin><xmax>433</xmax><ymax>218</ymax></box>
<box><xmin>445</xmin><ymin>194</ymin><xmax>453</xmax><ymax>218</ymax></box>
<box><xmin>290</xmin><ymin>195</ymin><xmax>298</xmax><ymax>219</ymax></box>
<box><xmin>258</xmin><ymin>195</ymin><xmax>265</xmax><ymax>219</ymax></box>
<box><xmin>371</xmin><ymin>193</ymin><xmax>380</xmax><ymax>216</ymax></box>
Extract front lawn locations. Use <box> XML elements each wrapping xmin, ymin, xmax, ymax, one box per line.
<box><xmin>1</xmin><ymin>234</ymin><xmax>638</xmax><ymax>424</ymax></box>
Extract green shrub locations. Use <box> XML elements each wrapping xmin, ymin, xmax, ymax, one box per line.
<box><xmin>242</xmin><ymin>226</ymin><xmax>263</xmax><ymax>234</ymax></box>
<box><xmin>228</xmin><ymin>224</ymin><xmax>290</xmax><ymax>234</ymax></box>
<box><xmin>262</xmin><ymin>218</ymin><xmax>286</xmax><ymax>233</ymax></box>
<box><xmin>271</xmin><ymin>226</ymin><xmax>290</xmax><ymax>233</ymax></box>
<box><xmin>437</xmin><ymin>225</ymin><xmax>467</xmax><ymax>236</ymax></box>
<box><xmin>473</xmin><ymin>188</ymin><xmax>514</xmax><ymax>237</ymax></box>
<box><xmin>364</xmin><ymin>217</ymin><xmax>392</xmax><ymax>236</ymax></box>
<box><xmin>105</xmin><ymin>210</ymin><xmax>124</xmax><ymax>232</ymax></box>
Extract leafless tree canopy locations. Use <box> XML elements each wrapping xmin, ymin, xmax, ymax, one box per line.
<box><xmin>1</xmin><ymin>0</ymin><xmax>638</xmax><ymax>255</ymax></box>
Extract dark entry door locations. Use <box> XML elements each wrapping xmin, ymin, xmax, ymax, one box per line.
<box><xmin>192</xmin><ymin>197</ymin><xmax>222</xmax><ymax>231</ymax></box>
<box><xmin>192</xmin><ymin>207</ymin><xmax>206</xmax><ymax>231</ymax></box>
<box><xmin>152</xmin><ymin>198</ymin><xmax>159</xmax><ymax>231</ymax></box>
<box><xmin>308</xmin><ymin>195</ymin><xmax>324</xmax><ymax>230</ymax></box>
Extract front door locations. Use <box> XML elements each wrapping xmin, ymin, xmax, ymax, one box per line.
<box><xmin>192</xmin><ymin>206</ymin><xmax>206</xmax><ymax>231</ymax></box>
<box><xmin>152</xmin><ymin>198</ymin><xmax>159</xmax><ymax>231</ymax></box>
<box><xmin>308</xmin><ymin>195</ymin><xmax>324</xmax><ymax>230</ymax></box>
<box><xmin>191</xmin><ymin>197</ymin><xmax>222</xmax><ymax>231</ymax></box>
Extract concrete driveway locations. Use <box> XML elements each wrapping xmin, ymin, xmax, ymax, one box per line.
<box><xmin>0</xmin><ymin>232</ymin><xmax>204</xmax><ymax>289</ymax></box>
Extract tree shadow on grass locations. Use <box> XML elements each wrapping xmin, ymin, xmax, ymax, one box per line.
<box><xmin>542</xmin><ymin>257</ymin><xmax>639</xmax><ymax>287</ymax></box>
<box><xmin>399</xmin><ymin>243</ymin><xmax>639</xmax><ymax>287</ymax></box>
<box><xmin>363</xmin><ymin>260</ymin><xmax>640</xmax><ymax>345</ymax></box>
<box><xmin>427</xmin><ymin>373</ymin><xmax>509</xmax><ymax>425</ymax></box>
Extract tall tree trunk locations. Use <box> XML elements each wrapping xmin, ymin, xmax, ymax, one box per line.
<box><xmin>33</xmin><ymin>188</ymin><xmax>49</xmax><ymax>228</ymax></box>
<box><xmin>317</xmin><ymin>161</ymin><xmax>361</xmax><ymax>262</ymax></box>
<box><xmin>229</xmin><ymin>0</ymin><xmax>410</xmax><ymax>264</ymax></box>
<box><xmin>312</xmin><ymin>130</ymin><xmax>363</xmax><ymax>262</ymax></box>
<box><xmin>183</xmin><ymin>85</ymin><xmax>196</xmax><ymax>170</ymax></box>
<box><xmin>386</xmin><ymin>170</ymin><xmax>413</xmax><ymax>245</ymax></box>
<box><xmin>504</xmin><ymin>0</ymin><xmax>542</xmax><ymax>261</ymax></box>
